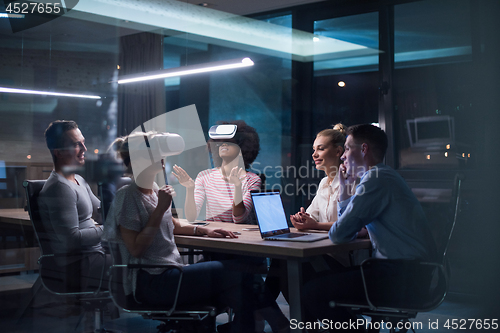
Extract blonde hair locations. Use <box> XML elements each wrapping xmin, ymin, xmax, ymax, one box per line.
<box><xmin>108</xmin><ymin>137</ymin><xmax>130</xmax><ymax>172</ymax></box>
<box><xmin>316</xmin><ymin>123</ymin><xmax>347</xmax><ymax>147</ymax></box>
<box><xmin>108</xmin><ymin>131</ymin><xmax>155</xmax><ymax>173</ymax></box>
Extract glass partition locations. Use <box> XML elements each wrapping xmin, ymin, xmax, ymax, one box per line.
<box><xmin>313</xmin><ymin>11</ymin><xmax>379</xmax><ymax>133</ymax></box>
<box><xmin>305</xmin><ymin>11</ymin><xmax>379</xmax><ymax>209</ymax></box>
<box><xmin>394</xmin><ymin>0</ymin><xmax>474</xmax><ymax>169</ymax></box>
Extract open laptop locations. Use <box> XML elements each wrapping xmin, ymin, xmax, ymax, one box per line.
<box><xmin>251</xmin><ymin>190</ymin><xmax>329</xmax><ymax>242</ymax></box>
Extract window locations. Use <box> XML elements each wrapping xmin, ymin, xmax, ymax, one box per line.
<box><xmin>394</xmin><ymin>0</ymin><xmax>474</xmax><ymax>169</ymax></box>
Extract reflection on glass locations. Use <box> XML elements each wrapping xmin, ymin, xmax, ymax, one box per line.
<box><xmin>406</xmin><ymin>116</ymin><xmax>454</xmax><ymax>149</ymax></box>
<box><xmin>314</xmin><ymin>12</ymin><xmax>379</xmax><ymax>74</ymax></box>
<box><xmin>395</xmin><ymin>0</ymin><xmax>474</xmax><ymax>170</ymax></box>
<box><xmin>312</xmin><ymin>12</ymin><xmax>379</xmax><ymax>148</ymax></box>
<box><xmin>395</xmin><ymin>0</ymin><xmax>472</xmax><ymax>68</ymax></box>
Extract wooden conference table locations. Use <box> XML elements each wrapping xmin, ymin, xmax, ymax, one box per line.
<box><xmin>175</xmin><ymin>220</ymin><xmax>371</xmax><ymax>331</ymax></box>
<box><xmin>0</xmin><ymin>208</ymin><xmax>31</xmax><ymax>225</ymax></box>
<box><xmin>0</xmin><ymin>210</ymin><xmax>372</xmax><ymax>330</ymax></box>
<box><xmin>0</xmin><ymin>208</ymin><xmax>36</xmax><ymax>247</ymax></box>
<box><xmin>0</xmin><ymin>209</ymin><xmax>39</xmax><ymax>276</ymax></box>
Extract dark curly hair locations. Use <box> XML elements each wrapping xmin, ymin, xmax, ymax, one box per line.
<box><xmin>208</xmin><ymin>120</ymin><xmax>260</xmax><ymax>170</ymax></box>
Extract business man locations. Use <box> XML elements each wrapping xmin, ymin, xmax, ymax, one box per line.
<box><xmin>302</xmin><ymin>124</ymin><xmax>437</xmax><ymax>332</ymax></box>
<box><xmin>39</xmin><ymin>120</ymin><xmax>109</xmax><ymax>291</ymax></box>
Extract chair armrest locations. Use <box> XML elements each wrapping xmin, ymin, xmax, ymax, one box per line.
<box><xmin>40</xmin><ymin>249</ymin><xmax>105</xmax><ymax>259</ymax></box>
<box><xmin>127</xmin><ymin>264</ymin><xmax>184</xmax><ymax>272</ymax></box>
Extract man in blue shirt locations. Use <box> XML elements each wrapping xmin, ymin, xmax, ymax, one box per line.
<box><xmin>303</xmin><ymin>124</ymin><xmax>437</xmax><ymax>332</ymax></box>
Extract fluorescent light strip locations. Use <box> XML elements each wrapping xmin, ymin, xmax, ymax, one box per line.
<box><xmin>118</xmin><ymin>57</ymin><xmax>254</xmax><ymax>84</ymax></box>
<box><xmin>0</xmin><ymin>13</ymin><xmax>25</xmax><ymax>18</ymax></box>
<box><xmin>0</xmin><ymin>87</ymin><xmax>101</xmax><ymax>99</ymax></box>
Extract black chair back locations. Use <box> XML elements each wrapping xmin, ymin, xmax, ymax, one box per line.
<box><xmin>23</xmin><ymin>180</ymin><xmax>51</xmax><ymax>255</ymax></box>
<box><xmin>24</xmin><ymin>180</ymin><xmax>73</xmax><ymax>292</ymax></box>
<box><xmin>99</xmin><ymin>177</ymin><xmax>133</xmax><ymax>221</ymax></box>
<box><xmin>361</xmin><ymin>259</ymin><xmax>447</xmax><ymax>312</ymax></box>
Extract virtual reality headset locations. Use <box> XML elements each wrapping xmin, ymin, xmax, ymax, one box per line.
<box><xmin>146</xmin><ymin>132</ymin><xmax>185</xmax><ymax>158</ymax></box>
<box><xmin>208</xmin><ymin>124</ymin><xmax>237</xmax><ymax>140</ymax></box>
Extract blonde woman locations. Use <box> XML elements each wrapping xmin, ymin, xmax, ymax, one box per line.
<box><xmin>266</xmin><ymin>124</ymin><xmax>367</xmax><ymax>304</ymax></box>
<box><xmin>290</xmin><ymin>124</ymin><xmax>351</xmax><ymax>231</ymax></box>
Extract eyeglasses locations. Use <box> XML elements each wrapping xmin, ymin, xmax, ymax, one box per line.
<box><xmin>214</xmin><ymin>141</ymin><xmax>238</xmax><ymax>147</ymax></box>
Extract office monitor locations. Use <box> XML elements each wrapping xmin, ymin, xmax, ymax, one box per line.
<box><xmin>406</xmin><ymin>116</ymin><xmax>455</xmax><ymax>149</ymax></box>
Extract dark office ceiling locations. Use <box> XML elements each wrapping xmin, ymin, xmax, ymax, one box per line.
<box><xmin>0</xmin><ymin>0</ymin><xmax>473</xmax><ymax>67</ymax></box>
<box><xmin>0</xmin><ymin>0</ymin><xmax>325</xmax><ymax>53</ymax></box>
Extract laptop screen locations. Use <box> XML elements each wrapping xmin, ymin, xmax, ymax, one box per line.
<box><xmin>251</xmin><ymin>191</ymin><xmax>289</xmax><ymax>236</ymax></box>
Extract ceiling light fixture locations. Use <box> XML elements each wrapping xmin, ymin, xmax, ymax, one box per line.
<box><xmin>117</xmin><ymin>57</ymin><xmax>254</xmax><ymax>84</ymax></box>
<box><xmin>0</xmin><ymin>13</ymin><xmax>25</xmax><ymax>18</ymax></box>
<box><xmin>0</xmin><ymin>87</ymin><xmax>102</xmax><ymax>99</ymax></box>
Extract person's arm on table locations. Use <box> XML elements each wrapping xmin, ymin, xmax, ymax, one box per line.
<box><xmin>291</xmin><ymin>189</ymin><xmax>333</xmax><ymax>230</ymax></box>
<box><xmin>290</xmin><ymin>207</ymin><xmax>333</xmax><ymax>231</ymax></box>
<box><xmin>291</xmin><ymin>208</ymin><xmax>367</xmax><ymax>235</ymax></box>
<box><xmin>173</xmin><ymin>218</ymin><xmax>238</xmax><ymax>238</ymax></box>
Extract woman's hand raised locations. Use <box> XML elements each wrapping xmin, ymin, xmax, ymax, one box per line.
<box><xmin>223</xmin><ymin>166</ymin><xmax>245</xmax><ymax>187</ymax></box>
<box><xmin>172</xmin><ymin>165</ymin><xmax>195</xmax><ymax>188</ymax></box>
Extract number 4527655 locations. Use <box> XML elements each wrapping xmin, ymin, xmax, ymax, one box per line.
<box><xmin>444</xmin><ymin>319</ymin><xmax>498</xmax><ymax>330</ymax></box>
<box><xmin>6</xmin><ymin>2</ymin><xmax>62</xmax><ymax>14</ymax></box>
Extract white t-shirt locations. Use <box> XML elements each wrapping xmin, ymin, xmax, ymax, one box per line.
<box><xmin>105</xmin><ymin>182</ymin><xmax>184</xmax><ymax>296</ymax></box>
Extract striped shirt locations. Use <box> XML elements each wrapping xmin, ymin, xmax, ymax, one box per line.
<box><xmin>194</xmin><ymin>168</ymin><xmax>261</xmax><ymax>223</ymax></box>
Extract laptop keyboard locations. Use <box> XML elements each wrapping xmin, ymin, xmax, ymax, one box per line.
<box><xmin>282</xmin><ymin>233</ymin><xmax>309</xmax><ymax>238</ymax></box>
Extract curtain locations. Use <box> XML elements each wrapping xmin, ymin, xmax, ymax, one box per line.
<box><xmin>117</xmin><ymin>32</ymin><xmax>165</xmax><ymax>136</ymax></box>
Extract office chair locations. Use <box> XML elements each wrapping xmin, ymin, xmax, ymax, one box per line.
<box><xmin>98</xmin><ymin>177</ymin><xmax>133</xmax><ymax>223</ymax></box>
<box><xmin>330</xmin><ymin>173</ymin><xmax>464</xmax><ymax>333</ymax></box>
<box><xmin>107</xmin><ymin>241</ymin><xmax>218</xmax><ymax>333</ymax></box>
<box><xmin>23</xmin><ymin>180</ymin><xmax>118</xmax><ymax>333</ymax></box>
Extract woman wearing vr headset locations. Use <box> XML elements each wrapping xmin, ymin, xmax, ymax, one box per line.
<box><xmin>105</xmin><ymin>131</ymin><xmax>289</xmax><ymax>333</ymax></box>
<box><xmin>173</xmin><ymin>120</ymin><xmax>261</xmax><ymax>224</ymax></box>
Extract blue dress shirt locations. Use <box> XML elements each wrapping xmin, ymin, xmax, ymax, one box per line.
<box><xmin>330</xmin><ymin>164</ymin><xmax>437</xmax><ymax>261</ymax></box>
